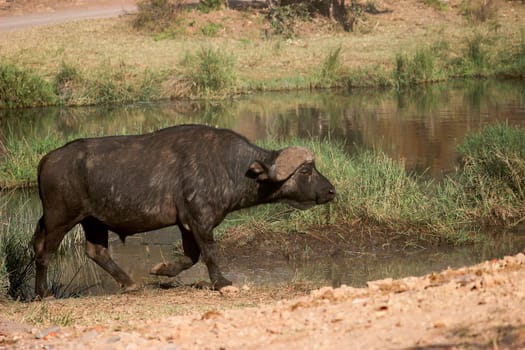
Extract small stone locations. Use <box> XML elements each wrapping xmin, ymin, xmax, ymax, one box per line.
<box><xmin>35</xmin><ymin>326</ymin><xmax>60</xmax><ymax>340</ymax></box>
<box><xmin>219</xmin><ymin>285</ymin><xmax>240</xmax><ymax>295</ymax></box>
<box><xmin>106</xmin><ymin>335</ymin><xmax>121</xmax><ymax>343</ymax></box>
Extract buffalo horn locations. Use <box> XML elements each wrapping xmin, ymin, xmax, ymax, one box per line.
<box><xmin>272</xmin><ymin>146</ymin><xmax>314</xmax><ymax>181</ymax></box>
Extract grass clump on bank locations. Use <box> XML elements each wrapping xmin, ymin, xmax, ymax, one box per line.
<box><xmin>0</xmin><ymin>62</ymin><xmax>57</xmax><ymax>109</ymax></box>
<box><xmin>455</xmin><ymin>123</ymin><xmax>525</xmax><ymax>225</ymax></box>
<box><xmin>183</xmin><ymin>47</ymin><xmax>237</xmax><ymax>96</ymax></box>
<box><xmin>219</xmin><ymin>124</ymin><xmax>525</xmax><ymax>244</ymax></box>
<box><xmin>0</xmin><ymin>129</ymin><xmax>67</xmax><ymax>189</ymax></box>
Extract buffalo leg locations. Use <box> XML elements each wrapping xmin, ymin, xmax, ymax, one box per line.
<box><xmin>33</xmin><ymin>217</ymin><xmax>72</xmax><ymax>298</ymax></box>
<box><xmin>190</xmin><ymin>225</ymin><xmax>232</xmax><ymax>290</ymax></box>
<box><xmin>149</xmin><ymin>225</ymin><xmax>198</xmax><ymax>277</ymax></box>
<box><xmin>82</xmin><ymin>218</ymin><xmax>137</xmax><ymax>291</ymax></box>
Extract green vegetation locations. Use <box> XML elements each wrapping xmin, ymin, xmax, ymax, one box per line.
<box><xmin>197</xmin><ymin>0</ymin><xmax>224</xmax><ymax>13</ymax></box>
<box><xmin>216</xmin><ymin>124</ymin><xmax>525</xmax><ymax>244</ymax></box>
<box><xmin>0</xmin><ymin>62</ymin><xmax>57</xmax><ymax>109</ymax></box>
<box><xmin>183</xmin><ymin>47</ymin><xmax>237</xmax><ymax>96</ymax></box>
<box><xmin>393</xmin><ymin>48</ymin><xmax>436</xmax><ymax>88</ymax></box>
<box><xmin>313</xmin><ymin>46</ymin><xmax>345</xmax><ymax>87</ymax></box>
<box><xmin>200</xmin><ymin>22</ymin><xmax>224</xmax><ymax>37</ymax></box>
<box><xmin>459</xmin><ymin>0</ymin><xmax>498</xmax><ymax>24</ymax></box>
<box><xmin>267</xmin><ymin>3</ymin><xmax>309</xmax><ymax>39</ymax></box>
<box><xmin>421</xmin><ymin>0</ymin><xmax>447</xmax><ymax>11</ymax></box>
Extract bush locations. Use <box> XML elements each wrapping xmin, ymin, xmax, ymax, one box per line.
<box><xmin>0</xmin><ymin>211</ymin><xmax>35</xmax><ymax>300</ymax></box>
<box><xmin>267</xmin><ymin>3</ymin><xmax>309</xmax><ymax>39</ymax></box>
<box><xmin>200</xmin><ymin>23</ymin><xmax>224</xmax><ymax>37</ymax></box>
<box><xmin>198</xmin><ymin>0</ymin><xmax>224</xmax><ymax>13</ymax></box>
<box><xmin>459</xmin><ymin>0</ymin><xmax>498</xmax><ymax>23</ymax></box>
<box><xmin>53</xmin><ymin>62</ymin><xmax>83</xmax><ymax>104</ymax></box>
<box><xmin>132</xmin><ymin>0</ymin><xmax>184</xmax><ymax>32</ymax></box>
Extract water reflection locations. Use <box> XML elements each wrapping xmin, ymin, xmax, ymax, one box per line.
<box><xmin>2</xmin><ymin>80</ymin><xmax>525</xmax><ymax>178</ymax></box>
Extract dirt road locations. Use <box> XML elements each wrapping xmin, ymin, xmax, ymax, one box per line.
<box><xmin>0</xmin><ymin>0</ymin><xmax>136</xmax><ymax>32</ymax></box>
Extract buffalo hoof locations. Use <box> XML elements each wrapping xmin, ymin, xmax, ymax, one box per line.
<box><xmin>193</xmin><ymin>277</ymin><xmax>233</xmax><ymax>291</ymax></box>
<box><xmin>122</xmin><ymin>283</ymin><xmax>140</xmax><ymax>293</ymax></box>
<box><xmin>219</xmin><ymin>285</ymin><xmax>240</xmax><ymax>295</ymax></box>
<box><xmin>150</xmin><ymin>256</ymin><xmax>193</xmax><ymax>277</ymax></box>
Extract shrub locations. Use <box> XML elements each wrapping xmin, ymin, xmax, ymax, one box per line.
<box><xmin>132</xmin><ymin>0</ymin><xmax>184</xmax><ymax>32</ymax></box>
<box><xmin>198</xmin><ymin>0</ymin><xmax>224</xmax><ymax>13</ymax></box>
<box><xmin>53</xmin><ymin>62</ymin><xmax>83</xmax><ymax>104</ymax></box>
<box><xmin>459</xmin><ymin>0</ymin><xmax>498</xmax><ymax>23</ymax></box>
<box><xmin>421</xmin><ymin>0</ymin><xmax>447</xmax><ymax>10</ymax></box>
<box><xmin>267</xmin><ymin>3</ymin><xmax>309</xmax><ymax>39</ymax></box>
<box><xmin>456</xmin><ymin>123</ymin><xmax>525</xmax><ymax>224</ymax></box>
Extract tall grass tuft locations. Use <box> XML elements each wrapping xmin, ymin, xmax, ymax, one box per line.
<box><xmin>0</xmin><ymin>196</ymin><xmax>35</xmax><ymax>300</ymax></box>
<box><xmin>455</xmin><ymin>123</ymin><xmax>525</xmax><ymax>225</ymax></box>
<box><xmin>314</xmin><ymin>46</ymin><xmax>345</xmax><ymax>87</ymax></box>
<box><xmin>0</xmin><ymin>62</ymin><xmax>57</xmax><ymax>109</ymax></box>
<box><xmin>184</xmin><ymin>47</ymin><xmax>236</xmax><ymax>96</ymax></box>
<box><xmin>393</xmin><ymin>48</ymin><xmax>435</xmax><ymax>88</ymax></box>
<box><xmin>0</xmin><ymin>129</ymin><xmax>66</xmax><ymax>189</ymax></box>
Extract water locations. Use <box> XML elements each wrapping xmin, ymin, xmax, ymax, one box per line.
<box><xmin>2</xmin><ymin>79</ymin><xmax>525</xmax><ymax>296</ymax></box>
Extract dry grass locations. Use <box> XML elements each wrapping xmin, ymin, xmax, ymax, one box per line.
<box><xmin>0</xmin><ymin>285</ymin><xmax>309</xmax><ymax>327</ymax></box>
<box><xmin>0</xmin><ymin>1</ymin><xmax>524</xmax><ymax>98</ymax></box>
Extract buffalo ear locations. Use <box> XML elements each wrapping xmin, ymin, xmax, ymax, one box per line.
<box><xmin>248</xmin><ymin>160</ymin><xmax>273</xmax><ymax>181</ymax></box>
<box><xmin>272</xmin><ymin>146</ymin><xmax>314</xmax><ymax>181</ymax></box>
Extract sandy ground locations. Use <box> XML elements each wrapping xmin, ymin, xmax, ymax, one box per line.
<box><xmin>2</xmin><ymin>253</ymin><xmax>525</xmax><ymax>349</ymax></box>
<box><xmin>2</xmin><ymin>1</ymin><xmax>525</xmax><ymax>349</ymax></box>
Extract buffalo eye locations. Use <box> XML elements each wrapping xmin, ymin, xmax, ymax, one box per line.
<box><xmin>298</xmin><ymin>164</ymin><xmax>313</xmax><ymax>176</ymax></box>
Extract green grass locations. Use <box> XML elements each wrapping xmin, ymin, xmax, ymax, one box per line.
<box><xmin>0</xmin><ymin>62</ymin><xmax>57</xmax><ymax>109</ymax></box>
<box><xmin>0</xmin><ymin>128</ymin><xmax>66</xmax><ymax>189</ymax></box>
<box><xmin>200</xmin><ymin>22</ymin><xmax>224</xmax><ymax>37</ymax></box>
<box><xmin>218</xmin><ymin>124</ymin><xmax>525</xmax><ymax>244</ymax></box>
<box><xmin>183</xmin><ymin>47</ymin><xmax>237</xmax><ymax>96</ymax></box>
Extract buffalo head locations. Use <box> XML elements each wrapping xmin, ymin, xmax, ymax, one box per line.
<box><xmin>249</xmin><ymin>146</ymin><xmax>336</xmax><ymax>209</ymax></box>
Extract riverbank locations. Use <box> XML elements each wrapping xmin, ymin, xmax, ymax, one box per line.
<box><xmin>0</xmin><ymin>0</ymin><xmax>524</xmax><ymax>108</ymax></box>
<box><xmin>2</xmin><ymin>252</ymin><xmax>525</xmax><ymax>349</ymax></box>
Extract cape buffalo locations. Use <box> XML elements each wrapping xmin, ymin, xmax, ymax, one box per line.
<box><xmin>33</xmin><ymin>124</ymin><xmax>336</xmax><ymax>297</ymax></box>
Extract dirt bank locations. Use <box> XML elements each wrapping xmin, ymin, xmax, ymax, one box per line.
<box><xmin>1</xmin><ymin>253</ymin><xmax>525</xmax><ymax>349</ymax></box>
